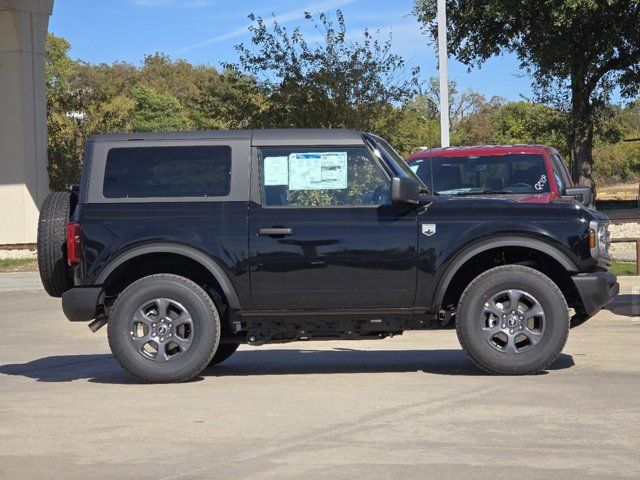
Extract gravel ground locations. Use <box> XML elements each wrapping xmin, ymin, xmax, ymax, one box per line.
<box><xmin>609</xmin><ymin>221</ymin><xmax>640</xmax><ymax>260</ymax></box>
<box><xmin>0</xmin><ymin>248</ymin><xmax>36</xmax><ymax>260</ymax></box>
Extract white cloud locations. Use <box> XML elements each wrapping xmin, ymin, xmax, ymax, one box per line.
<box><xmin>175</xmin><ymin>0</ymin><xmax>357</xmax><ymax>53</ymax></box>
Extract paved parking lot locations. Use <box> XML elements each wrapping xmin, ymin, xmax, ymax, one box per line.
<box><xmin>0</xmin><ymin>273</ymin><xmax>639</xmax><ymax>479</ymax></box>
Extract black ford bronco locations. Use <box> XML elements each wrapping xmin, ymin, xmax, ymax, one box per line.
<box><xmin>37</xmin><ymin>129</ymin><xmax>618</xmax><ymax>383</ymax></box>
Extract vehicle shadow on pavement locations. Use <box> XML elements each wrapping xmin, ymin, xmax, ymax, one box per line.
<box><xmin>202</xmin><ymin>349</ymin><xmax>574</xmax><ymax>378</ymax></box>
<box><xmin>606</xmin><ymin>294</ymin><xmax>640</xmax><ymax>317</ymax></box>
<box><xmin>0</xmin><ymin>354</ymin><xmax>134</xmax><ymax>384</ymax></box>
<box><xmin>0</xmin><ymin>349</ymin><xmax>574</xmax><ymax>383</ymax></box>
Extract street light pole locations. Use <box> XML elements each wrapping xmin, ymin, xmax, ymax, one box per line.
<box><xmin>437</xmin><ymin>0</ymin><xmax>450</xmax><ymax>147</ymax></box>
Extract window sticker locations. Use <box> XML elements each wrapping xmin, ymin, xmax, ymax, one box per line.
<box><xmin>288</xmin><ymin>152</ymin><xmax>348</xmax><ymax>190</ymax></box>
<box><xmin>263</xmin><ymin>156</ymin><xmax>289</xmax><ymax>185</ymax></box>
<box><xmin>534</xmin><ymin>174</ymin><xmax>548</xmax><ymax>191</ymax></box>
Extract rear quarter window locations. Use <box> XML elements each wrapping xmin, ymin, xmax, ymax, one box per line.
<box><xmin>103</xmin><ymin>146</ymin><xmax>231</xmax><ymax>198</ymax></box>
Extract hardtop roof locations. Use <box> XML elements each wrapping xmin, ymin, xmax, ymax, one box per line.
<box><xmin>88</xmin><ymin>128</ymin><xmax>366</xmax><ymax>146</ymax></box>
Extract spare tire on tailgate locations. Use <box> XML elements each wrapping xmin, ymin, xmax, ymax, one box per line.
<box><xmin>37</xmin><ymin>191</ymin><xmax>76</xmax><ymax>297</ymax></box>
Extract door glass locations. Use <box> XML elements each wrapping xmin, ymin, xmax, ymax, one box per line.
<box><xmin>551</xmin><ymin>153</ymin><xmax>571</xmax><ymax>190</ymax></box>
<box><xmin>259</xmin><ymin>147</ymin><xmax>389</xmax><ymax>207</ymax></box>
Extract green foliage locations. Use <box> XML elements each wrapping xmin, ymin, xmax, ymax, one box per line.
<box><xmin>46</xmin><ymin>34</ymin><xmax>82</xmax><ymax>190</ymax></box>
<box><xmin>392</xmin><ymin>103</ymin><xmax>440</xmax><ymax>155</ymax></box>
<box><xmin>491</xmin><ymin>102</ymin><xmax>569</xmax><ymax>153</ymax></box>
<box><xmin>593</xmin><ymin>141</ymin><xmax>640</xmax><ymax>183</ymax></box>
<box><xmin>131</xmin><ymin>84</ymin><xmax>189</xmax><ymax>132</ymax></box>
<box><xmin>610</xmin><ymin>261</ymin><xmax>637</xmax><ymax>276</ymax></box>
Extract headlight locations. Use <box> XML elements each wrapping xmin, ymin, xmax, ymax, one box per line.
<box><xmin>598</xmin><ymin>224</ymin><xmax>611</xmax><ymax>255</ymax></box>
<box><xmin>589</xmin><ymin>221</ymin><xmax>611</xmax><ymax>259</ymax></box>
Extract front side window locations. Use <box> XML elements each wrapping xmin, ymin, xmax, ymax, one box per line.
<box><xmin>551</xmin><ymin>153</ymin><xmax>571</xmax><ymax>191</ymax></box>
<box><xmin>103</xmin><ymin>146</ymin><xmax>231</xmax><ymax>198</ymax></box>
<box><xmin>259</xmin><ymin>147</ymin><xmax>389</xmax><ymax>207</ymax></box>
<box><xmin>431</xmin><ymin>154</ymin><xmax>551</xmax><ymax>195</ymax></box>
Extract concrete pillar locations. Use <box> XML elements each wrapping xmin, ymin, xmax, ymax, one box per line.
<box><xmin>0</xmin><ymin>0</ymin><xmax>54</xmax><ymax>244</ymax></box>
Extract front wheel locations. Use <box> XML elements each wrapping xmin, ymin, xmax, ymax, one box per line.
<box><xmin>108</xmin><ymin>274</ymin><xmax>221</xmax><ymax>383</ymax></box>
<box><xmin>456</xmin><ymin>265</ymin><xmax>569</xmax><ymax>375</ymax></box>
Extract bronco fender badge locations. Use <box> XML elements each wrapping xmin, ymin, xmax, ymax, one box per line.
<box><xmin>422</xmin><ymin>224</ymin><xmax>436</xmax><ymax>236</ymax></box>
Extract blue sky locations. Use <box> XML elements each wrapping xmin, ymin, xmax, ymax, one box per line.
<box><xmin>49</xmin><ymin>0</ymin><xmax>535</xmax><ymax>101</ymax></box>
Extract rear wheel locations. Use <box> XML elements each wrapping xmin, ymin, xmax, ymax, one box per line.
<box><xmin>456</xmin><ymin>265</ymin><xmax>569</xmax><ymax>375</ymax></box>
<box><xmin>37</xmin><ymin>191</ymin><xmax>76</xmax><ymax>297</ymax></box>
<box><xmin>108</xmin><ymin>274</ymin><xmax>220</xmax><ymax>383</ymax></box>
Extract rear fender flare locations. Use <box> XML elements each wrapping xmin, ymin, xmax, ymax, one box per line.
<box><xmin>96</xmin><ymin>243</ymin><xmax>241</xmax><ymax>309</ymax></box>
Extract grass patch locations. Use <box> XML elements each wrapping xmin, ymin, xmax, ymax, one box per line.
<box><xmin>0</xmin><ymin>258</ymin><xmax>38</xmax><ymax>273</ymax></box>
<box><xmin>611</xmin><ymin>261</ymin><xmax>637</xmax><ymax>276</ymax></box>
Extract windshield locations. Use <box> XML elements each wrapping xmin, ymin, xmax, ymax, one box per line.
<box><xmin>424</xmin><ymin>154</ymin><xmax>550</xmax><ymax>195</ymax></box>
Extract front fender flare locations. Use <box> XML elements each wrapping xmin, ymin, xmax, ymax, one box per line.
<box><xmin>95</xmin><ymin>243</ymin><xmax>242</xmax><ymax>310</ymax></box>
<box><xmin>432</xmin><ymin>236</ymin><xmax>579</xmax><ymax>309</ymax></box>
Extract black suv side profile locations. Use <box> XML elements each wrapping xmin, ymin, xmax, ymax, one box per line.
<box><xmin>37</xmin><ymin>129</ymin><xmax>618</xmax><ymax>383</ymax></box>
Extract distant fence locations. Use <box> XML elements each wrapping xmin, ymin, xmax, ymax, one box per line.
<box><xmin>596</xmin><ymin>199</ymin><xmax>639</xmax><ymax>211</ymax></box>
<box><xmin>609</xmin><ymin>216</ymin><xmax>640</xmax><ymax>275</ymax></box>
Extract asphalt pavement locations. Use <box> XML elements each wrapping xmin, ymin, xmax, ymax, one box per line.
<box><xmin>0</xmin><ymin>273</ymin><xmax>638</xmax><ymax>479</ymax></box>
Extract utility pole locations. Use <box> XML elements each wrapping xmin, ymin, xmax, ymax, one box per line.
<box><xmin>437</xmin><ymin>0</ymin><xmax>450</xmax><ymax>147</ymax></box>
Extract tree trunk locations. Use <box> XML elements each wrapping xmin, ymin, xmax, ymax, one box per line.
<box><xmin>570</xmin><ymin>80</ymin><xmax>594</xmax><ymax>187</ymax></box>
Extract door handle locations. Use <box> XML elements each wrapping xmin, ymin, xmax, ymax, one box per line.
<box><xmin>258</xmin><ymin>227</ymin><xmax>294</xmax><ymax>236</ymax></box>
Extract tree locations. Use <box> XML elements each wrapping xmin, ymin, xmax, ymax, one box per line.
<box><xmin>45</xmin><ymin>34</ymin><xmax>83</xmax><ymax>190</ymax></box>
<box><xmin>131</xmin><ymin>84</ymin><xmax>189</xmax><ymax>131</ymax></box>
<box><xmin>226</xmin><ymin>10</ymin><xmax>420</xmax><ymax>134</ymax></box>
<box><xmin>411</xmin><ymin>77</ymin><xmax>498</xmax><ymax>129</ymax></box>
<box><xmin>413</xmin><ymin>0</ymin><xmax>640</xmax><ymax>186</ymax></box>
<box><xmin>491</xmin><ymin>102</ymin><xmax>569</xmax><ymax>154</ymax></box>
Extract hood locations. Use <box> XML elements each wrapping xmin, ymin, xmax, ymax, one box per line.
<box><xmin>440</xmin><ymin>193</ymin><xmax>554</xmax><ymax>203</ymax></box>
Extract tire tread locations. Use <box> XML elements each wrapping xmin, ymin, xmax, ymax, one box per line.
<box><xmin>37</xmin><ymin>192</ymin><xmax>73</xmax><ymax>297</ymax></box>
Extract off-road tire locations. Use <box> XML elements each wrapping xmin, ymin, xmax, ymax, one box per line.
<box><xmin>456</xmin><ymin>265</ymin><xmax>569</xmax><ymax>375</ymax></box>
<box><xmin>108</xmin><ymin>274</ymin><xmax>220</xmax><ymax>383</ymax></box>
<box><xmin>37</xmin><ymin>191</ymin><xmax>75</xmax><ymax>297</ymax></box>
<box><xmin>208</xmin><ymin>343</ymin><xmax>240</xmax><ymax>367</ymax></box>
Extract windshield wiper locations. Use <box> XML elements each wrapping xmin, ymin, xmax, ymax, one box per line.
<box><xmin>443</xmin><ymin>189</ymin><xmax>514</xmax><ymax>196</ymax></box>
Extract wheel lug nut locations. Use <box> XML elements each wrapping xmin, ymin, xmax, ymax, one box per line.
<box><xmin>519</xmin><ymin>326</ymin><xmax>523</xmax><ymax>330</ymax></box>
<box><xmin>501</xmin><ymin>324</ymin><xmax>505</xmax><ymax>328</ymax></box>
<box><xmin>519</xmin><ymin>316</ymin><xmax>523</xmax><ymax>320</ymax></box>
<box><xmin>160</xmin><ymin>337</ymin><xmax>164</xmax><ymax>342</ymax></box>
<box><xmin>509</xmin><ymin>329</ymin><xmax>514</xmax><ymax>334</ymax></box>
<box><xmin>502</xmin><ymin>314</ymin><xmax>506</xmax><ymax>318</ymax></box>
<box><xmin>511</xmin><ymin>310</ymin><xmax>515</xmax><ymax>314</ymax></box>
<box><xmin>152</xmin><ymin>323</ymin><xmax>156</xmax><ymax>327</ymax></box>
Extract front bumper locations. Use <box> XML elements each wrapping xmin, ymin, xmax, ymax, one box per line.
<box><xmin>62</xmin><ymin>287</ymin><xmax>104</xmax><ymax>322</ymax></box>
<box><xmin>571</xmin><ymin>272</ymin><xmax>619</xmax><ymax>317</ymax></box>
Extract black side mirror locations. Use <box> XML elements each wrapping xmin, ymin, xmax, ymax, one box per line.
<box><xmin>563</xmin><ymin>186</ymin><xmax>594</xmax><ymax>207</ymax></box>
<box><xmin>391</xmin><ymin>176</ymin><xmax>420</xmax><ymax>205</ymax></box>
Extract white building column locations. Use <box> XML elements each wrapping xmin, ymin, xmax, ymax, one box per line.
<box><xmin>0</xmin><ymin>0</ymin><xmax>54</xmax><ymax>244</ymax></box>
